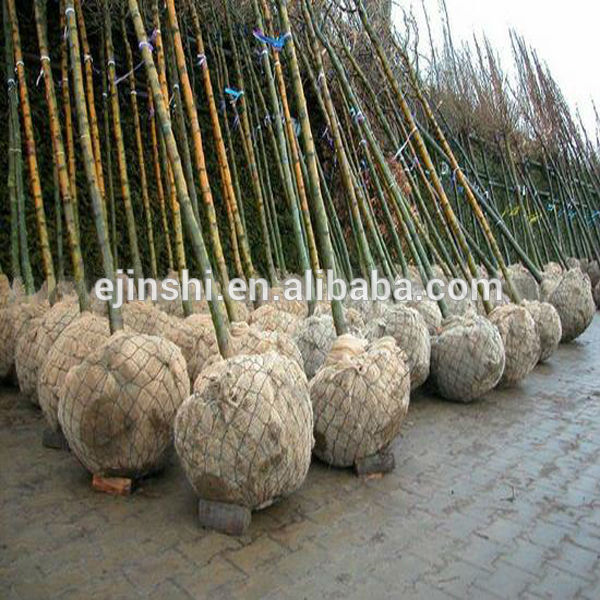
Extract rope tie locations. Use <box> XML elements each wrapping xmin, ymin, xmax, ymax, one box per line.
<box><xmin>84</xmin><ymin>54</ymin><xmax>93</xmax><ymax>64</ymax></box>
<box><xmin>196</xmin><ymin>53</ymin><xmax>206</xmax><ymax>68</ymax></box>
<box><xmin>65</xmin><ymin>7</ymin><xmax>75</xmax><ymax>16</ymax></box>
<box><xmin>393</xmin><ymin>126</ymin><xmax>417</xmax><ymax>161</ymax></box>
<box><xmin>139</xmin><ymin>41</ymin><xmax>153</xmax><ymax>52</ymax></box>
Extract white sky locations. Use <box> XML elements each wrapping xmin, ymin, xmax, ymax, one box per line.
<box><xmin>394</xmin><ymin>0</ymin><xmax>600</xmax><ymax>137</ymax></box>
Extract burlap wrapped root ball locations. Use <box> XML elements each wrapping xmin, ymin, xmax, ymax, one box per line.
<box><xmin>249</xmin><ymin>304</ymin><xmax>302</xmax><ymax>336</ymax></box>
<box><xmin>548</xmin><ymin>268</ymin><xmax>596</xmax><ymax>342</ymax></box>
<box><xmin>313</xmin><ymin>303</ymin><xmax>365</xmax><ymax>336</ymax></box>
<box><xmin>430</xmin><ymin>315</ymin><xmax>505</xmax><ymax>402</ymax></box>
<box><xmin>38</xmin><ymin>313</ymin><xmax>111</xmax><ymax>432</ymax></box>
<box><xmin>262</xmin><ymin>285</ymin><xmax>308</xmax><ymax>318</ymax></box>
<box><xmin>58</xmin><ymin>332</ymin><xmax>189</xmax><ymax>478</ymax></box>
<box><xmin>543</xmin><ymin>262</ymin><xmax>563</xmax><ymax>278</ymax></box>
<box><xmin>15</xmin><ymin>299</ymin><xmax>80</xmax><ymax>403</ymax></box>
<box><xmin>504</xmin><ymin>264</ymin><xmax>540</xmax><ymax>301</ymax></box>
<box><xmin>164</xmin><ymin>314</ymin><xmax>218</xmax><ymax>384</ymax></box>
<box><xmin>489</xmin><ymin>305</ymin><xmax>540</xmax><ymax>386</ymax></box>
<box><xmin>587</xmin><ymin>261</ymin><xmax>600</xmax><ymax>289</ymax></box>
<box><xmin>309</xmin><ymin>335</ymin><xmax>410</xmax><ymax>468</ymax></box>
<box><xmin>402</xmin><ymin>299</ymin><xmax>442</xmax><ymax>335</ymax></box>
<box><xmin>175</xmin><ymin>353</ymin><xmax>313</xmax><ymax>509</ymax></box>
<box><xmin>0</xmin><ymin>300</ymin><xmax>49</xmax><ymax>381</ymax></box>
<box><xmin>522</xmin><ymin>301</ymin><xmax>562</xmax><ymax>363</ymax></box>
<box><xmin>364</xmin><ymin>305</ymin><xmax>430</xmax><ymax>390</ymax></box>
<box><xmin>292</xmin><ymin>315</ymin><xmax>337</xmax><ymax>380</ymax></box>
<box><xmin>122</xmin><ymin>300</ymin><xmax>171</xmax><ymax>336</ymax></box>
<box><xmin>0</xmin><ymin>274</ymin><xmax>13</xmax><ymax>308</ymax></box>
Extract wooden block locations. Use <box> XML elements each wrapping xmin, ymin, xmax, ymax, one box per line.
<box><xmin>197</xmin><ymin>499</ymin><xmax>251</xmax><ymax>536</ymax></box>
<box><xmin>92</xmin><ymin>475</ymin><xmax>133</xmax><ymax>496</ymax></box>
<box><xmin>42</xmin><ymin>428</ymin><xmax>69</xmax><ymax>450</ymax></box>
<box><xmin>354</xmin><ymin>451</ymin><xmax>395</xmax><ymax>477</ymax></box>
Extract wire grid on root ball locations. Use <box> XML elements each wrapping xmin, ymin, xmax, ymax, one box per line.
<box><xmin>292</xmin><ymin>315</ymin><xmax>337</xmax><ymax>380</ymax></box>
<box><xmin>225</xmin><ymin>322</ymin><xmax>303</xmax><ymax>369</ymax></box>
<box><xmin>164</xmin><ymin>313</ymin><xmax>219</xmax><ymax>385</ymax></box>
<box><xmin>15</xmin><ymin>299</ymin><xmax>80</xmax><ymax>403</ymax></box>
<box><xmin>121</xmin><ymin>300</ymin><xmax>172</xmax><ymax>336</ymax></box>
<box><xmin>364</xmin><ymin>305</ymin><xmax>430</xmax><ymax>390</ymax></box>
<box><xmin>0</xmin><ymin>300</ymin><xmax>49</xmax><ymax>380</ymax></box>
<box><xmin>488</xmin><ymin>304</ymin><xmax>540</xmax><ymax>387</ymax></box>
<box><xmin>58</xmin><ymin>332</ymin><xmax>190</xmax><ymax>478</ymax></box>
<box><xmin>548</xmin><ymin>269</ymin><xmax>596</xmax><ymax>342</ymax></box>
<box><xmin>430</xmin><ymin>314</ymin><xmax>506</xmax><ymax>402</ymax></box>
<box><xmin>175</xmin><ymin>353</ymin><xmax>313</xmax><ymax>510</ymax></box>
<box><xmin>249</xmin><ymin>304</ymin><xmax>302</xmax><ymax>337</ymax></box>
<box><xmin>309</xmin><ymin>335</ymin><xmax>410</xmax><ymax>468</ymax></box>
<box><xmin>504</xmin><ymin>264</ymin><xmax>540</xmax><ymax>301</ymax></box>
<box><xmin>38</xmin><ymin>313</ymin><xmax>111</xmax><ymax>432</ymax></box>
<box><xmin>522</xmin><ymin>300</ymin><xmax>562</xmax><ymax>363</ymax></box>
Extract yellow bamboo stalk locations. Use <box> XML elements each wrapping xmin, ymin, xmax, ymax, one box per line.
<box><xmin>74</xmin><ymin>0</ymin><xmax>105</xmax><ymax>204</ymax></box>
<box><xmin>6</xmin><ymin>0</ymin><xmax>56</xmax><ymax>296</ymax></box>
<box><xmin>147</xmin><ymin>88</ymin><xmax>174</xmax><ymax>271</ymax></box>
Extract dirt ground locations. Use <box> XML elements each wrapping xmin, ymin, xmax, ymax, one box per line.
<box><xmin>1</xmin><ymin>316</ymin><xmax>599</xmax><ymax>599</ymax></box>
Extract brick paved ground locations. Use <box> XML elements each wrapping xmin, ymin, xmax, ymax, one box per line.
<box><xmin>1</xmin><ymin>316</ymin><xmax>599</xmax><ymax>600</ymax></box>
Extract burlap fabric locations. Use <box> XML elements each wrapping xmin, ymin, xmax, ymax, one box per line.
<box><xmin>0</xmin><ymin>300</ymin><xmax>49</xmax><ymax>380</ymax></box>
<box><xmin>38</xmin><ymin>313</ymin><xmax>111</xmax><ymax>431</ymax></box>
<box><xmin>543</xmin><ymin>262</ymin><xmax>563</xmax><ymax>277</ymax></box>
<box><xmin>313</xmin><ymin>303</ymin><xmax>365</xmax><ymax>336</ymax></box>
<box><xmin>175</xmin><ymin>353</ymin><xmax>313</xmax><ymax>509</ymax></box>
<box><xmin>505</xmin><ymin>264</ymin><xmax>540</xmax><ymax>301</ymax></box>
<box><xmin>588</xmin><ymin>261</ymin><xmax>600</xmax><ymax>289</ymax></box>
<box><xmin>230</xmin><ymin>322</ymin><xmax>301</xmax><ymax>363</ymax></box>
<box><xmin>364</xmin><ymin>305</ymin><xmax>430</xmax><ymax>390</ymax></box>
<box><xmin>164</xmin><ymin>313</ymin><xmax>218</xmax><ymax>384</ymax></box>
<box><xmin>309</xmin><ymin>335</ymin><xmax>410</xmax><ymax>467</ymax></box>
<box><xmin>249</xmin><ymin>304</ymin><xmax>302</xmax><ymax>336</ymax></box>
<box><xmin>401</xmin><ymin>299</ymin><xmax>442</xmax><ymax>335</ymax></box>
<box><xmin>15</xmin><ymin>299</ymin><xmax>79</xmax><ymax>403</ymax></box>
<box><xmin>548</xmin><ymin>268</ymin><xmax>595</xmax><ymax>342</ymax></box>
<box><xmin>430</xmin><ymin>314</ymin><xmax>505</xmax><ymax>402</ymax></box>
<box><xmin>489</xmin><ymin>305</ymin><xmax>540</xmax><ymax>386</ymax></box>
<box><xmin>263</xmin><ymin>286</ymin><xmax>308</xmax><ymax>318</ymax></box>
<box><xmin>594</xmin><ymin>280</ymin><xmax>600</xmax><ymax>309</ymax></box>
<box><xmin>0</xmin><ymin>274</ymin><xmax>13</xmax><ymax>309</ymax></box>
<box><xmin>522</xmin><ymin>300</ymin><xmax>562</xmax><ymax>363</ymax></box>
<box><xmin>58</xmin><ymin>332</ymin><xmax>189</xmax><ymax>477</ymax></box>
<box><xmin>292</xmin><ymin>315</ymin><xmax>337</xmax><ymax>380</ymax></box>
<box><xmin>122</xmin><ymin>300</ymin><xmax>171</xmax><ymax>337</ymax></box>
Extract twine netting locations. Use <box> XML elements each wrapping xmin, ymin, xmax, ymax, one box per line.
<box><xmin>58</xmin><ymin>332</ymin><xmax>189</xmax><ymax>478</ymax></box>
<box><xmin>175</xmin><ymin>352</ymin><xmax>313</xmax><ymax>509</ymax></box>
<box><xmin>430</xmin><ymin>314</ymin><xmax>505</xmax><ymax>402</ymax></box>
<box><xmin>587</xmin><ymin>261</ymin><xmax>600</xmax><ymax>289</ymax></box>
<box><xmin>489</xmin><ymin>304</ymin><xmax>540</xmax><ymax>386</ymax></box>
<box><xmin>0</xmin><ymin>300</ymin><xmax>49</xmax><ymax>380</ymax></box>
<box><xmin>540</xmin><ymin>274</ymin><xmax>561</xmax><ymax>302</ymax></box>
<box><xmin>292</xmin><ymin>315</ymin><xmax>337</xmax><ymax>380</ymax></box>
<box><xmin>543</xmin><ymin>262</ymin><xmax>563</xmax><ymax>277</ymax></box>
<box><xmin>263</xmin><ymin>286</ymin><xmax>308</xmax><ymax>318</ymax></box>
<box><xmin>15</xmin><ymin>299</ymin><xmax>79</xmax><ymax>403</ymax></box>
<box><xmin>522</xmin><ymin>300</ymin><xmax>562</xmax><ymax>363</ymax></box>
<box><xmin>309</xmin><ymin>335</ymin><xmax>410</xmax><ymax>467</ymax></box>
<box><xmin>566</xmin><ymin>257</ymin><xmax>581</xmax><ymax>270</ymax></box>
<box><xmin>548</xmin><ymin>268</ymin><xmax>596</xmax><ymax>342</ymax></box>
<box><xmin>228</xmin><ymin>322</ymin><xmax>302</xmax><ymax>366</ymax></box>
<box><xmin>12</xmin><ymin>278</ymin><xmax>25</xmax><ymax>301</ymax></box>
<box><xmin>249</xmin><ymin>304</ymin><xmax>302</xmax><ymax>336</ymax></box>
<box><xmin>122</xmin><ymin>300</ymin><xmax>172</xmax><ymax>336</ymax></box>
<box><xmin>313</xmin><ymin>303</ymin><xmax>366</xmax><ymax>336</ymax></box>
<box><xmin>0</xmin><ymin>274</ymin><xmax>13</xmax><ymax>308</ymax></box>
<box><xmin>164</xmin><ymin>313</ymin><xmax>218</xmax><ymax>384</ymax></box>
<box><xmin>444</xmin><ymin>294</ymin><xmax>477</xmax><ymax>317</ymax></box>
<box><xmin>505</xmin><ymin>264</ymin><xmax>540</xmax><ymax>301</ymax></box>
<box><xmin>364</xmin><ymin>305</ymin><xmax>430</xmax><ymax>390</ymax></box>
<box><xmin>38</xmin><ymin>313</ymin><xmax>111</xmax><ymax>432</ymax></box>
<box><xmin>401</xmin><ymin>299</ymin><xmax>442</xmax><ymax>335</ymax></box>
